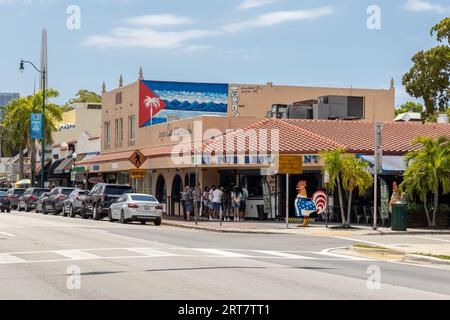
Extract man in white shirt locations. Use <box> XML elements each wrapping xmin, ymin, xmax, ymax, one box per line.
<box><xmin>212</xmin><ymin>187</ymin><xmax>223</xmax><ymax>221</ymax></box>
<box><xmin>208</xmin><ymin>186</ymin><xmax>215</xmax><ymax>221</ymax></box>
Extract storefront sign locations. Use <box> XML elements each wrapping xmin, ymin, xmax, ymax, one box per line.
<box><xmin>72</xmin><ymin>166</ymin><xmax>86</xmax><ymax>173</ymax></box>
<box><xmin>88</xmin><ymin>177</ymin><xmax>103</xmax><ymax>184</ymax></box>
<box><xmin>128</xmin><ymin>150</ymin><xmax>146</xmax><ymax>169</ymax></box>
<box><xmin>277</xmin><ymin>156</ymin><xmax>303</xmax><ymax>174</ymax></box>
<box><xmin>30</xmin><ymin>113</ymin><xmax>43</xmax><ymax>140</ymax></box>
<box><xmin>130</xmin><ymin>169</ymin><xmax>146</xmax><ymax>179</ymax></box>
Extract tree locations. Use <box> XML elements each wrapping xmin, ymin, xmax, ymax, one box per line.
<box><xmin>320</xmin><ymin>148</ymin><xmax>347</xmax><ymax>226</ymax></box>
<box><xmin>402</xmin><ymin>18</ymin><xmax>450</xmax><ymax>118</ymax></box>
<box><xmin>395</xmin><ymin>101</ymin><xmax>423</xmax><ymax>117</ymax></box>
<box><xmin>66</xmin><ymin>89</ymin><xmax>101</xmax><ymax>106</ymax></box>
<box><xmin>340</xmin><ymin>155</ymin><xmax>374</xmax><ymax>228</ymax></box>
<box><xmin>400</xmin><ymin>137</ymin><xmax>450</xmax><ymax>227</ymax></box>
<box><xmin>1</xmin><ymin>89</ymin><xmax>63</xmax><ymax>185</ymax></box>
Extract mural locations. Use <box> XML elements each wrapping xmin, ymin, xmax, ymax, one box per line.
<box><xmin>139</xmin><ymin>80</ymin><xmax>229</xmax><ymax>127</ymax></box>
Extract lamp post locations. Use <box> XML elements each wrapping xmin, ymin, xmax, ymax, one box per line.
<box><xmin>19</xmin><ymin>59</ymin><xmax>46</xmax><ymax>188</ymax></box>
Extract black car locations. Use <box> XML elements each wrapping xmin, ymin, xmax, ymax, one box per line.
<box><xmin>84</xmin><ymin>184</ymin><xmax>133</xmax><ymax>220</ymax></box>
<box><xmin>18</xmin><ymin>188</ymin><xmax>50</xmax><ymax>212</ymax></box>
<box><xmin>41</xmin><ymin>187</ymin><xmax>76</xmax><ymax>215</ymax></box>
<box><xmin>0</xmin><ymin>191</ymin><xmax>9</xmax><ymax>212</ymax></box>
<box><xmin>5</xmin><ymin>188</ymin><xmax>26</xmax><ymax>211</ymax></box>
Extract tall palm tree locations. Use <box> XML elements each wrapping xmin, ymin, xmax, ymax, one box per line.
<box><xmin>400</xmin><ymin>136</ymin><xmax>450</xmax><ymax>227</ymax></box>
<box><xmin>341</xmin><ymin>155</ymin><xmax>374</xmax><ymax>228</ymax></box>
<box><xmin>320</xmin><ymin>148</ymin><xmax>347</xmax><ymax>226</ymax></box>
<box><xmin>1</xmin><ymin>89</ymin><xmax>63</xmax><ymax>185</ymax></box>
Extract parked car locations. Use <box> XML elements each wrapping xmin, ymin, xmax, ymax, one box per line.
<box><xmin>109</xmin><ymin>193</ymin><xmax>163</xmax><ymax>225</ymax></box>
<box><xmin>84</xmin><ymin>183</ymin><xmax>134</xmax><ymax>220</ymax></box>
<box><xmin>0</xmin><ymin>191</ymin><xmax>9</xmax><ymax>212</ymax></box>
<box><xmin>5</xmin><ymin>188</ymin><xmax>26</xmax><ymax>211</ymax></box>
<box><xmin>35</xmin><ymin>192</ymin><xmax>50</xmax><ymax>213</ymax></box>
<box><xmin>18</xmin><ymin>188</ymin><xmax>50</xmax><ymax>212</ymax></box>
<box><xmin>41</xmin><ymin>187</ymin><xmax>76</xmax><ymax>215</ymax></box>
<box><xmin>62</xmin><ymin>189</ymin><xmax>89</xmax><ymax>218</ymax></box>
<box><xmin>0</xmin><ymin>188</ymin><xmax>9</xmax><ymax>192</ymax></box>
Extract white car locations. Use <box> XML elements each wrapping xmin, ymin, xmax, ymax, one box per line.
<box><xmin>108</xmin><ymin>193</ymin><xmax>163</xmax><ymax>225</ymax></box>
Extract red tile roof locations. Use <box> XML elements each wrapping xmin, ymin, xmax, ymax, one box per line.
<box><xmin>77</xmin><ymin>119</ymin><xmax>450</xmax><ymax>165</ymax></box>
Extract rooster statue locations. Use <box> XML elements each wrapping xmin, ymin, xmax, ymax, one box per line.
<box><xmin>295</xmin><ymin>180</ymin><xmax>317</xmax><ymax>227</ymax></box>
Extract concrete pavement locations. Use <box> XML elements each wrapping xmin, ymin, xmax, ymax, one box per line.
<box><xmin>0</xmin><ymin>211</ymin><xmax>450</xmax><ymax>299</ymax></box>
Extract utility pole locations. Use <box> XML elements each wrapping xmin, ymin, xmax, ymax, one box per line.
<box><xmin>374</xmin><ymin>122</ymin><xmax>384</xmax><ymax>230</ymax></box>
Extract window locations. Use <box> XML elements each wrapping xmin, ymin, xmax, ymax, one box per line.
<box><xmin>115</xmin><ymin>118</ymin><xmax>123</xmax><ymax>146</ymax></box>
<box><xmin>128</xmin><ymin>115</ymin><xmax>136</xmax><ymax>143</ymax></box>
<box><xmin>130</xmin><ymin>195</ymin><xmax>157</xmax><ymax>202</ymax></box>
<box><xmin>104</xmin><ymin>122</ymin><xmax>111</xmax><ymax>145</ymax></box>
<box><xmin>115</xmin><ymin>92</ymin><xmax>122</xmax><ymax>105</ymax></box>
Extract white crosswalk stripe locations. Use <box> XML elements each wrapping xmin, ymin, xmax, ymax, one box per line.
<box><xmin>0</xmin><ymin>254</ymin><xmax>26</xmax><ymax>264</ymax></box>
<box><xmin>0</xmin><ymin>247</ymin><xmax>372</xmax><ymax>265</ymax></box>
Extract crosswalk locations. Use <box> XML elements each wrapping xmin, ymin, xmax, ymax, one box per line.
<box><xmin>0</xmin><ymin>247</ymin><xmax>372</xmax><ymax>265</ymax></box>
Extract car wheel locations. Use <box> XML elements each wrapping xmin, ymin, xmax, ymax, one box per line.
<box><xmin>62</xmin><ymin>205</ymin><xmax>68</xmax><ymax>217</ymax></box>
<box><xmin>42</xmin><ymin>204</ymin><xmax>47</xmax><ymax>215</ymax></box>
<box><xmin>140</xmin><ymin>221</ymin><xmax>146</xmax><ymax>225</ymax></box>
<box><xmin>154</xmin><ymin>218</ymin><xmax>162</xmax><ymax>226</ymax></box>
<box><xmin>52</xmin><ymin>204</ymin><xmax>59</xmax><ymax>215</ymax></box>
<box><xmin>6</xmin><ymin>206</ymin><xmax>11</xmax><ymax>213</ymax></box>
<box><xmin>108</xmin><ymin>209</ymin><xmax>116</xmax><ymax>222</ymax></box>
<box><xmin>25</xmin><ymin>203</ymin><xmax>30</xmax><ymax>212</ymax></box>
<box><xmin>70</xmin><ymin>205</ymin><xmax>76</xmax><ymax>218</ymax></box>
<box><xmin>93</xmin><ymin>204</ymin><xmax>101</xmax><ymax>221</ymax></box>
<box><xmin>120</xmin><ymin>210</ymin><xmax>127</xmax><ymax>224</ymax></box>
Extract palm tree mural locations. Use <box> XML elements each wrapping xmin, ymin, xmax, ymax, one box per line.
<box><xmin>144</xmin><ymin>96</ymin><xmax>161</xmax><ymax>126</ymax></box>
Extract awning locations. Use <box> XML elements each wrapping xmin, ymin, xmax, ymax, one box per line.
<box><xmin>357</xmin><ymin>155</ymin><xmax>406</xmax><ymax>174</ymax></box>
<box><xmin>54</xmin><ymin>158</ymin><xmax>74</xmax><ymax>175</ymax></box>
<box><xmin>82</xmin><ymin>152</ymin><xmax>101</xmax><ymax>161</ymax></box>
<box><xmin>62</xmin><ymin>158</ymin><xmax>75</xmax><ymax>173</ymax></box>
<box><xmin>47</xmin><ymin>158</ymin><xmax>65</xmax><ymax>179</ymax></box>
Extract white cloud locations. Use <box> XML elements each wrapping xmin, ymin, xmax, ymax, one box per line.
<box><xmin>403</xmin><ymin>0</ymin><xmax>450</xmax><ymax>13</ymax></box>
<box><xmin>221</xmin><ymin>6</ymin><xmax>334</xmax><ymax>32</ymax></box>
<box><xmin>124</xmin><ymin>14</ymin><xmax>194</xmax><ymax>27</ymax></box>
<box><xmin>238</xmin><ymin>0</ymin><xmax>275</xmax><ymax>10</ymax></box>
<box><xmin>83</xmin><ymin>27</ymin><xmax>218</xmax><ymax>49</ymax></box>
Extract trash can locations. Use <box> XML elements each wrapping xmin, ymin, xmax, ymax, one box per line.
<box><xmin>391</xmin><ymin>203</ymin><xmax>408</xmax><ymax>231</ymax></box>
<box><xmin>257</xmin><ymin>205</ymin><xmax>266</xmax><ymax>221</ymax></box>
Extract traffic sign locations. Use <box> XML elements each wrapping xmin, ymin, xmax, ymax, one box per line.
<box><xmin>276</xmin><ymin>155</ymin><xmax>303</xmax><ymax>174</ymax></box>
<box><xmin>130</xmin><ymin>169</ymin><xmax>146</xmax><ymax>179</ymax></box>
<box><xmin>128</xmin><ymin>150</ymin><xmax>146</xmax><ymax>168</ymax></box>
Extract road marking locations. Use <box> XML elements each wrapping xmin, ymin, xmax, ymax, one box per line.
<box><xmin>333</xmin><ymin>236</ymin><xmax>386</xmax><ymax>247</ymax></box>
<box><xmin>417</xmin><ymin>236</ymin><xmax>450</xmax><ymax>243</ymax></box>
<box><xmin>194</xmin><ymin>249</ymin><xmax>250</xmax><ymax>258</ymax></box>
<box><xmin>0</xmin><ymin>254</ymin><xmax>26</xmax><ymax>264</ymax></box>
<box><xmin>253</xmin><ymin>250</ymin><xmax>317</xmax><ymax>260</ymax></box>
<box><xmin>0</xmin><ymin>232</ymin><xmax>15</xmax><ymax>237</ymax></box>
<box><xmin>318</xmin><ymin>248</ymin><xmax>373</xmax><ymax>261</ymax></box>
<box><xmin>127</xmin><ymin>248</ymin><xmax>176</xmax><ymax>257</ymax></box>
<box><xmin>55</xmin><ymin>250</ymin><xmax>100</xmax><ymax>260</ymax></box>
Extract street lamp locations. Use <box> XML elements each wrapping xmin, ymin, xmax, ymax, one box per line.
<box><xmin>19</xmin><ymin>59</ymin><xmax>46</xmax><ymax>188</ymax></box>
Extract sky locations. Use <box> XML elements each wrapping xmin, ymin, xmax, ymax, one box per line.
<box><xmin>0</xmin><ymin>0</ymin><xmax>449</xmax><ymax>107</ymax></box>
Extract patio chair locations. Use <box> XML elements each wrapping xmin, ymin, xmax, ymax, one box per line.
<box><xmin>363</xmin><ymin>206</ymin><xmax>372</xmax><ymax>225</ymax></box>
<box><xmin>327</xmin><ymin>206</ymin><xmax>338</xmax><ymax>222</ymax></box>
<box><xmin>379</xmin><ymin>207</ymin><xmax>391</xmax><ymax>227</ymax></box>
<box><xmin>354</xmin><ymin>206</ymin><xmax>364</xmax><ymax>224</ymax></box>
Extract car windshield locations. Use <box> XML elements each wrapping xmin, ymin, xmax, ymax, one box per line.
<box><xmin>105</xmin><ymin>186</ymin><xmax>133</xmax><ymax>196</ymax></box>
<box><xmin>14</xmin><ymin>189</ymin><xmax>25</xmax><ymax>195</ymax></box>
<box><xmin>62</xmin><ymin>189</ymin><xmax>75</xmax><ymax>196</ymax></box>
<box><xmin>130</xmin><ymin>195</ymin><xmax>157</xmax><ymax>202</ymax></box>
<box><xmin>0</xmin><ymin>191</ymin><xmax>6</xmax><ymax>196</ymax></box>
<box><xmin>34</xmin><ymin>190</ymin><xmax>47</xmax><ymax>197</ymax></box>
<box><xmin>78</xmin><ymin>191</ymin><xmax>88</xmax><ymax>196</ymax></box>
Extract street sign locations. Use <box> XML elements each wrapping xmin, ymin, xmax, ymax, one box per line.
<box><xmin>277</xmin><ymin>155</ymin><xmax>303</xmax><ymax>174</ymax></box>
<box><xmin>30</xmin><ymin>113</ymin><xmax>43</xmax><ymax>140</ymax></box>
<box><xmin>70</xmin><ymin>172</ymin><xmax>76</xmax><ymax>182</ymax></box>
<box><xmin>130</xmin><ymin>169</ymin><xmax>146</xmax><ymax>179</ymax></box>
<box><xmin>128</xmin><ymin>150</ymin><xmax>146</xmax><ymax>168</ymax></box>
<box><xmin>72</xmin><ymin>166</ymin><xmax>86</xmax><ymax>173</ymax></box>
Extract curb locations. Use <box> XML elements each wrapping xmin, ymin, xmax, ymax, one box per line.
<box><xmin>351</xmin><ymin>246</ymin><xmax>404</xmax><ymax>256</ymax></box>
<box><xmin>402</xmin><ymin>254</ymin><xmax>450</xmax><ymax>266</ymax></box>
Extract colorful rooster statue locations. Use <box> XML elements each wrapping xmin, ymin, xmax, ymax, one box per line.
<box><xmin>295</xmin><ymin>180</ymin><xmax>317</xmax><ymax>227</ymax></box>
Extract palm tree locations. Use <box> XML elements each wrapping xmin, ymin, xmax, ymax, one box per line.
<box><xmin>400</xmin><ymin>136</ymin><xmax>450</xmax><ymax>227</ymax></box>
<box><xmin>320</xmin><ymin>148</ymin><xmax>347</xmax><ymax>226</ymax></box>
<box><xmin>341</xmin><ymin>155</ymin><xmax>374</xmax><ymax>228</ymax></box>
<box><xmin>1</xmin><ymin>89</ymin><xmax>63</xmax><ymax>185</ymax></box>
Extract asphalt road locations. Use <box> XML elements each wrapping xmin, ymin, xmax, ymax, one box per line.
<box><xmin>0</xmin><ymin>211</ymin><xmax>449</xmax><ymax>300</ymax></box>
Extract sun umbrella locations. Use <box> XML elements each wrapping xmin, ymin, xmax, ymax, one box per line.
<box><xmin>15</xmin><ymin>179</ymin><xmax>31</xmax><ymax>186</ymax></box>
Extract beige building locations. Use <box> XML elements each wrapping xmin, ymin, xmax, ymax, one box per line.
<box><xmin>77</xmin><ymin>70</ymin><xmax>397</xmax><ymax>217</ymax></box>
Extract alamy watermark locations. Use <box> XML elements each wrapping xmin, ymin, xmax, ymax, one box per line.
<box><xmin>367</xmin><ymin>5</ymin><xmax>381</xmax><ymax>30</ymax></box>
<box><xmin>66</xmin><ymin>5</ymin><xmax>81</xmax><ymax>30</ymax></box>
<box><xmin>366</xmin><ymin>265</ymin><xmax>381</xmax><ymax>290</ymax></box>
<box><xmin>66</xmin><ymin>265</ymin><xmax>81</xmax><ymax>290</ymax></box>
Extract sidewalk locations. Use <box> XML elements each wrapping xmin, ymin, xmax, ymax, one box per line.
<box><xmin>161</xmin><ymin>217</ymin><xmax>450</xmax><ymax>236</ymax></box>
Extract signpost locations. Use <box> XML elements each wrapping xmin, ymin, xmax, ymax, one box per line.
<box><xmin>30</xmin><ymin>113</ymin><xmax>43</xmax><ymax>140</ymax></box>
<box><xmin>374</xmin><ymin>122</ymin><xmax>384</xmax><ymax>230</ymax></box>
<box><xmin>276</xmin><ymin>156</ymin><xmax>303</xmax><ymax>229</ymax></box>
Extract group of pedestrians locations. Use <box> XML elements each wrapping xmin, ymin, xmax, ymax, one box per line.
<box><xmin>180</xmin><ymin>184</ymin><xmax>248</xmax><ymax>222</ymax></box>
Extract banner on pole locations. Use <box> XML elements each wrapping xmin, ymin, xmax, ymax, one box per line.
<box><xmin>30</xmin><ymin>113</ymin><xmax>43</xmax><ymax>140</ymax></box>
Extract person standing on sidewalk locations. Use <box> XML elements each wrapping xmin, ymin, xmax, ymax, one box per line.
<box><xmin>221</xmin><ymin>187</ymin><xmax>230</xmax><ymax>222</ymax></box>
<box><xmin>232</xmin><ymin>186</ymin><xmax>242</xmax><ymax>222</ymax></box>
<box><xmin>208</xmin><ymin>186</ymin><xmax>215</xmax><ymax>221</ymax></box>
<box><xmin>212</xmin><ymin>186</ymin><xmax>223</xmax><ymax>222</ymax></box>
<box><xmin>193</xmin><ymin>183</ymin><xmax>202</xmax><ymax>218</ymax></box>
<box><xmin>239</xmin><ymin>186</ymin><xmax>248</xmax><ymax>222</ymax></box>
<box><xmin>183</xmin><ymin>186</ymin><xmax>194</xmax><ymax>222</ymax></box>
<box><xmin>202</xmin><ymin>186</ymin><xmax>210</xmax><ymax>218</ymax></box>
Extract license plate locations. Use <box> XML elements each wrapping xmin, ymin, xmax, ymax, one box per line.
<box><xmin>142</xmin><ymin>205</ymin><xmax>151</xmax><ymax>211</ymax></box>
<box><xmin>46</xmin><ymin>205</ymin><xmax>52</xmax><ymax>209</ymax></box>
